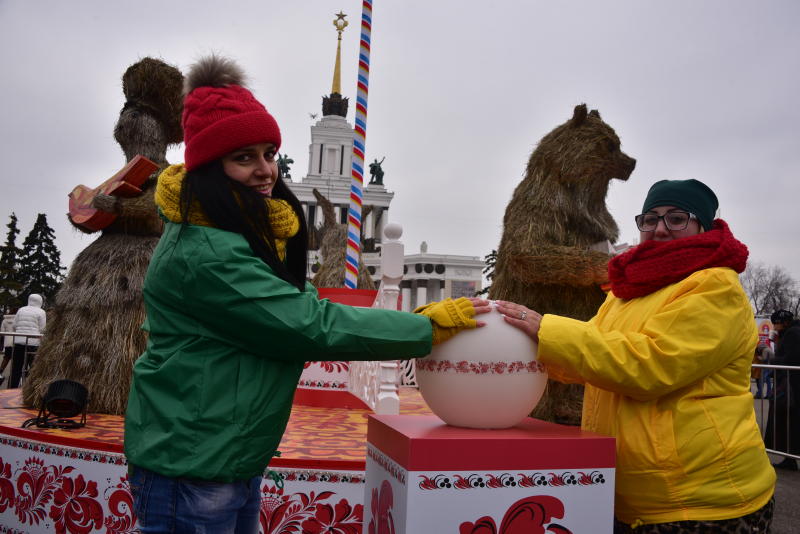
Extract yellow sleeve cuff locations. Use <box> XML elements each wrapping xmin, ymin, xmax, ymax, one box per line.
<box><xmin>414</xmin><ymin>297</ymin><xmax>477</xmax><ymax>345</ymax></box>
<box><xmin>537</xmin><ymin>314</ymin><xmax>586</xmax><ymax>384</ymax></box>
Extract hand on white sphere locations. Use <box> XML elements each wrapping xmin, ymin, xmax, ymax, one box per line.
<box><xmin>495</xmin><ymin>300</ymin><xmax>542</xmax><ymax>341</ymax></box>
<box><xmin>467</xmin><ymin>297</ymin><xmax>492</xmax><ymax>327</ymax></box>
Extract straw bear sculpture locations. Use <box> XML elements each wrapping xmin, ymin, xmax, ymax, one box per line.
<box><xmin>489</xmin><ymin>104</ymin><xmax>636</xmax><ymax>425</ymax></box>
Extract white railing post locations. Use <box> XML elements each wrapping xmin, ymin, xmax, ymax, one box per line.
<box><xmin>373</xmin><ymin>222</ymin><xmax>404</xmax><ymax>311</ymax></box>
<box><xmin>349</xmin><ymin>223</ymin><xmax>405</xmax><ymax>414</ymax></box>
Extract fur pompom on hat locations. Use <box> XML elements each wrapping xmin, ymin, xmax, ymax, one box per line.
<box><xmin>182</xmin><ymin>55</ymin><xmax>281</xmax><ymax>171</ymax></box>
<box><xmin>642</xmin><ymin>179</ymin><xmax>718</xmax><ymax>231</ymax></box>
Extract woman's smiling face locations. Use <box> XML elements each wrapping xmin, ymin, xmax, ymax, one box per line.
<box><xmin>221</xmin><ymin>142</ymin><xmax>279</xmax><ymax>196</ymax></box>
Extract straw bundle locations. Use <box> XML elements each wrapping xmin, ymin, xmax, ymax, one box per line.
<box><xmin>22</xmin><ymin>232</ymin><xmax>158</xmax><ymax>414</ymax></box>
<box><xmin>22</xmin><ymin>58</ymin><xmax>183</xmax><ymax>414</ymax></box>
<box><xmin>120</xmin><ymin>57</ymin><xmax>184</xmax><ymax>145</ymax></box>
<box><xmin>310</xmin><ymin>189</ymin><xmax>375</xmax><ymax>290</ymax></box>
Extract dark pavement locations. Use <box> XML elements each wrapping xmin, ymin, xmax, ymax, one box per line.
<box><xmin>753</xmin><ymin>391</ymin><xmax>799</xmax><ymax>534</ymax></box>
<box><xmin>770</xmin><ymin>454</ymin><xmax>800</xmax><ymax>534</ymax></box>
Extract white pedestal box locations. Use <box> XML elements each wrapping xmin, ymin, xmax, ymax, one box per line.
<box><xmin>364</xmin><ymin>414</ymin><xmax>616</xmax><ymax>533</ymax></box>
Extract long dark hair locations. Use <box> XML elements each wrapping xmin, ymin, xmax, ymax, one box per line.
<box><xmin>180</xmin><ymin>160</ymin><xmax>309</xmax><ymax>291</ymax></box>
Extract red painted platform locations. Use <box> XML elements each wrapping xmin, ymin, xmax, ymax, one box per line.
<box><xmin>368</xmin><ymin>414</ymin><xmax>616</xmax><ymax>471</ymax></box>
<box><xmin>0</xmin><ymin>387</ymin><xmax>436</xmax><ymax>533</ymax></box>
<box><xmin>0</xmin><ymin>387</ymin><xmax>433</xmax><ymax>470</ymax></box>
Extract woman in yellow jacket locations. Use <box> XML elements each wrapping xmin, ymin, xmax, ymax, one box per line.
<box><xmin>497</xmin><ymin>179</ymin><xmax>775</xmax><ymax>533</ymax></box>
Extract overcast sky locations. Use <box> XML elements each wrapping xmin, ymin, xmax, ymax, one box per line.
<box><xmin>1</xmin><ymin>1</ymin><xmax>798</xmax><ymax>282</ymax></box>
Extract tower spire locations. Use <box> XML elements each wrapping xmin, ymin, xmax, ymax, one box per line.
<box><xmin>331</xmin><ymin>11</ymin><xmax>347</xmax><ymax>94</ymax></box>
<box><xmin>322</xmin><ymin>11</ymin><xmax>349</xmax><ymax>117</ymax></box>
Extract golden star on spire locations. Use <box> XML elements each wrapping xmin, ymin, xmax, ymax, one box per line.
<box><xmin>333</xmin><ymin>11</ymin><xmax>348</xmax><ymax>37</ymax></box>
<box><xmin>331</xmin><ymin>11</ymin><xmax>348</xmax><ymax>94</ymax></box>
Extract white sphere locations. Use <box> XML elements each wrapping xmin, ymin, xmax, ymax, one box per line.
<box><xmin>416</xmin><ymin>305</ymin><xmax>546</xmax><ymax>429</ymax></box>
<box><xmin>383</xmin><ymin>222</ymin><xmax>402</xmax><ymax>240</ymax></box>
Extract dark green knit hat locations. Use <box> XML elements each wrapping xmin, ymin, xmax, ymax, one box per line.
<box><xmin>642</xmin><ymin>179</ymin><xmax>718</xmax><ymax>231</ymax></box>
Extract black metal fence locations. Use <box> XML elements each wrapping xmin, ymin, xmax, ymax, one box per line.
<box><xmin>752</xmin><ymin>363</ymin><xmax>799</xmax><ymax>462</ymax></box>
<box><xmin>1</xmin><ymin>331</ymin><xmax>43</xmax><ymax>388</ymax></box>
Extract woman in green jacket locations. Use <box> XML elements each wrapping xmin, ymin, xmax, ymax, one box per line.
<box><xmin>123</xmin><ymin>55</ymin><xmax>486</xmax><ymax>533</ymax></box>
<box><xmin>497</xmin><ymin>179</ymin><xmax>775</xmax><ymax>533</ymax></box>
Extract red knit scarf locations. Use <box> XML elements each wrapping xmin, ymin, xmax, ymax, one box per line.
<box><xmin>608</xmin><ymin>219</ymin><xmax>748</xmax><ymax>300</ymax></box>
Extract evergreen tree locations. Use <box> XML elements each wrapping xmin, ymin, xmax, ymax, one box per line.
<box><xmin>0</xmin><ymin>213</ymin><xmax>23</xmax><ymax>314</ymax></box>
<box><xmin>475</xmin><ymin>249</ymin><xmax>497</xmax><ymax>297</ymax></box>
<box><xmin>18</xmin><ymin>213</ymin><xmax>66</xmax><ymax>306</ymax></box>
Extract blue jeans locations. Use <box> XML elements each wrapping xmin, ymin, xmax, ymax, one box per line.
<box><xmin>763</xmin><ymin>368</ymin><xmax>774</xmax><ymax>396</ymax></box>
<box><xmin>129</xmin><ymin>465</ymin><xmax>262</xmax><ymax>534</ymax></box>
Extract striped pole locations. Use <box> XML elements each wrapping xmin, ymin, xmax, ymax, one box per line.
<box><xmin>344</xmin><ymin>0</ymin><xmax>373</xmax><ymax>289</ymax></box>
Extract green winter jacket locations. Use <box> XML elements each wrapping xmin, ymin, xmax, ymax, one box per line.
<box><xmin>124</xmin><ymin>221</ymin><xmax>432</xmax><ymax>482</ymax></box>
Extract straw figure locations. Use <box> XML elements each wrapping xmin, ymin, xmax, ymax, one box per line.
<box><xmin>489</xmin><ymin>104</ymin><xmax>636</xmax><ymax>424</ymax></box>
<box><xmin>310</xmin><ymin>188</ymin><xmax>375</xmax><ymax>290</ymax></box>
<box><xmin>22</xmin><ymin>58</ymin><xmax>184</xmax><ymax>414</ymax></box>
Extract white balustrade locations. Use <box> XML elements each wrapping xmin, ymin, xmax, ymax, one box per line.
<box><xmin>348</xmin><ymin>223</ymin><xmax>408</xmax><ymax>414</ymax></box>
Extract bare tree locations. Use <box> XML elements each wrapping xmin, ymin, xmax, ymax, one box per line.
<box><xmin>740</xmin><ymin>262</ymin><xmax>800</xmax><ymax>315</ymax></box>
<box><xmin>790</xmin><ymin>295</ymin><xmax>800</xmax><ymax>316</ymax></box>
<box><xmin>741</xmin><ymin>262</ymin><xmax>769</xmax><ymax>313</ymax></box>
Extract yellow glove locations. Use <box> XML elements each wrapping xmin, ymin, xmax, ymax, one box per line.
<box><xmin>413</xmin><ymin>297</ymin><xmax>477</xmax><ymax>345</ymax></box>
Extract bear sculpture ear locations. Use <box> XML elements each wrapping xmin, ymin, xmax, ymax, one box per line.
<box><xmin>589</xmin><ymin>109</ymin><xmax>601</xmax><ymax>119</ymax></box>
<box><xmin>571</xmin><ymin>103</ymin><xmax>588</xmax><ymax>126</ymax></box>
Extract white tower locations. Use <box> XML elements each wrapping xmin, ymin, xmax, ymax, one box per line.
<box><xmin>283</xmin><ymin>12</ymin><xmax>393</xmax><ymax>278</ymax></box>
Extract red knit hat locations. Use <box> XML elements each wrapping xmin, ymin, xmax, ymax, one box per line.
<box><xmin>182</xmin><ymin>56</ymin><xmax>281</xmax><ymax>171</ymax></box>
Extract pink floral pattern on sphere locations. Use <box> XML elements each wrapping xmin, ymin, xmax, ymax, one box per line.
<box><xmin>416</xmin><ymin>359</ymin><xmax>545</xmax><ymax>375</ymax></box>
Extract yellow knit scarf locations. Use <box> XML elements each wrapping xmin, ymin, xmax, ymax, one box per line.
<box><xmin>155</xmin><ymin>164</ymin><xmax>299</xmax><ymax>261</ymax></box>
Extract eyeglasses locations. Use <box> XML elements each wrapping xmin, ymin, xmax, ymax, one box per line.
<box><xmin>635</xmin><ymin>211</ymin><xmax>697</xmax><ymax>231</ymax></box>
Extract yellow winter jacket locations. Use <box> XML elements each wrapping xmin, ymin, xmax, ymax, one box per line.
<box><xmin>538</xmin><ymin>267</ymin><xmax>775</xmax><ymax>526</ymax></box>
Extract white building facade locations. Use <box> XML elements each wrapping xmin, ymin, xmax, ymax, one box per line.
<box><xmin>284</xmin><ymin>113</ymin><xmax>483</xmax><ymax>306</ymax></box>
